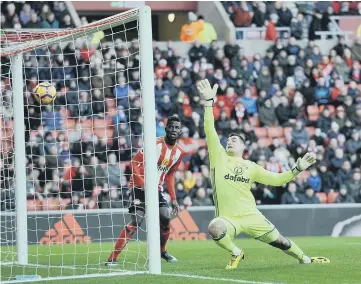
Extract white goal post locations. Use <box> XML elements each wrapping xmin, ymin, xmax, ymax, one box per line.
<box><xmin>0</xmin><ymin>6</ymin><xmax>160</xmax><ymax>281</ymax></box>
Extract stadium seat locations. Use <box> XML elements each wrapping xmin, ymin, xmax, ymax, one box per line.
<box><xmin>327</xmin><ymin>192</ymin><xmax>339</xmax><ymax>203</ymax></box>
<box><xmin>316</xmin><ymin>192</ymin><xmax>327</xmax><ymax>204</ymax></box>
<box><xmin>42</xmin><ymin>198</ymin><xmax>60</xmax><ymax>211</ymax></box>
<box><xmin>249</xmin><ymin>116</ymin><xmax>260</xmax><ymax>127</ymax></box>
<box><xmin>27</xmin><ymin>199</ymin><xmax>42</xmax><ymax>211</ymax></box>
<box><xmin>254</xmin><ymin>127</ymin><xmax>267</xmax><ymax>138</ymax></box>
<box><xmin>307</xmin><ymin>105</ymin><xmax>319</xmax><ymax>121</ymax></box>
<box><xmin>259</xmin><ymin>138</ymin><xmax>272</xmax><ymax>147</ymax></box>
<box><xmin>306</xmin><ymin>127</ymin><xmax>315</xmax><ymax>137</ymax></box>
<box><xmin>267</xmin><ymin>127</ymin><xmax>284</xmax><ymax>138</ymax></box>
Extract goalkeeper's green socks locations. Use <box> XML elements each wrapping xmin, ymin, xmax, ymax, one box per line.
<box><xmin>213</xmin><ymin>232</ymin><xmax>242</xmax><ymax>256</ymax></box>
<box><xmin>284</xmin><ymin>239</ymin><xmax>305</xmax><ymax>261</ymax></box>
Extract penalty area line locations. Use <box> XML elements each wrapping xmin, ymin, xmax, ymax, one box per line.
<box><xmin>163</xmin><ymin>273</ymin><xmax>285</xmax><ymax>284</ymax></box>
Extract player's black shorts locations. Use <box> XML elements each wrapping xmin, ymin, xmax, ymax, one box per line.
<box><xmin>128</xmin><ymin>187</ymin><xmax>168</xmax><ymax>213</ymax></box>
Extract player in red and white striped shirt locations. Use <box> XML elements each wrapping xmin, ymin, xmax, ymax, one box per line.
<box><xmin>107</xmin><ymin>115</ymin><xmax>184</xmax><ymax>265</ymax></box>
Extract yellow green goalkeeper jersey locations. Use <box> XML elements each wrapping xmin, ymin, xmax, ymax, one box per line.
<box><xmin>204</xmin><ymin>107</ymin><xmax>298</xmax><ymax>217</ymax></box>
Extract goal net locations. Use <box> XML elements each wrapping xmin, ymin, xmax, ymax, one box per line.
<box><xmin>0</xmin><ymin>7</ymin><xmax>161</xmax><ymax>282</ymax></box>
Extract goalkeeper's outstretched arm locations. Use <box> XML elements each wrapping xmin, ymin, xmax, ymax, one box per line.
<box><xmin>197</xmin><ymin>80</ymin><xmax>224</xmax><ymax>161</ymax></box>
<box><xmin>253</xmin><ymin>153</ymin><xmax>316</xmax><ymax>187</ymax></box>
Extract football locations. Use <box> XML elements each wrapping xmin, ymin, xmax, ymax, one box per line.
<box><xmin>33</xmin><ymin>82</ymin><xmax>57</xmax><ymax>104</ymax></box>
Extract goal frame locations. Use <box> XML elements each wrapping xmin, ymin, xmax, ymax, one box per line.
<box><xmin>3</xmin><ymin>5</ymin><xmax>161</xmax><ymax>277</ymax></box>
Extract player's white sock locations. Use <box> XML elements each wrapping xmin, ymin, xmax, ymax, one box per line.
<box><xmin>232</xmin><ymin>247</ymin><xmax>242</xmax><ymax>256</ymax></box>
<box><xmin>300</xmin><ymin>255</ymin><xmax>311</xmax><ymax>264</ymax></box>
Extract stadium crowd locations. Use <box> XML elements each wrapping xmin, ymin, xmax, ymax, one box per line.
<box><xmin>224</xmin><ymin>1</ymin><xmax>361</xmax><ymax>40</ymax></box>
<box><xmin>1</xmin><ymin>2</ymin><xmax>361</xmax><ymax>212</ymax></box>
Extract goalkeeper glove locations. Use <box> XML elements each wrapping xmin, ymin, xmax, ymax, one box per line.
<box><xmin>292</xmin><ymin>153</ymin><xmax>316</xmax><ymax>175</ymax></box>
<box><xmin>197</xmin><ymin>79</ymin><xmax>218</xmax><ymax>106</ymax></box>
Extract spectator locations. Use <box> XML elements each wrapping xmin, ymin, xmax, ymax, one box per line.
<box><xmin>308</xmin><ymin>12</ymin><xmax>323</xmax><ymax>40</ymax></box>
<box><xmin>336</xmin><ymin>186</ymin><xmax>356</xmax><ymax>203</ymax></box>
<box><xmin>189</xmin><ymin>147</ymin><xmax>209</xmax><ymax>172</ymax></box>
<box><xmin>355</xmin><ymin>188</ymin><xmax>361</xmax><ymax>203</ymax></box>
<box><xmin>188</xmin><ymin>40</ymin><xmax>207</xmax><ymax>63</ymax></box>
<box><xmin>252</xmin><ymin>2</ymin><xmax>267</xmax><ymax>27</ymax></box>
<box><xmin>345</xmin><ymin>130</ymin><xmax>361</xmax><ymax>157</ymax></box>
<box><xmin>314</xmin><ymin>77</ymin><xmax>330</xmax><ymax>104</ymax></box>
<box><xmin>66</xmin><ymin>194</ymin><xmax>84</xmax><ymax>210</ymax></box>
<box><xmin>333</xmin><ymin>37</ymin><xmax>350</xmax><ymax>57</ymax></box>
<box><xmin>300</xmin><ymin>187</ymin><xmax>320</xmax><ymax>204</ymax></box>
<box><xmin>114</xmin><ymin>77</ymin><xmax>132</xmax><ymax>108</ymax></box>
<box><xmin>196</xmin><ymin>15</ymin><xmax>217</xmax><ymax>43</ymax></box>
<box><xmin>265</xmin><ymin>14</ymin><xmax>278</xmax><ymax>41</ymax></box>
<box><xmin>180</xmin><ymin>12</ymin><xmax>202</xmax><ymax>42</ymax></box>
<box><xmin>259</xmin><ymin>99</ymin><xmax>278</xmax><ymax>127</ymax></box>
<box><xmin>351</xmin><ymin>36</ymin><xmax>361</xmax><ymax>62</ymax></box>
<box><xmin>264</xmin><ymin>156</ymin><xmax>282</xmax><ymax>173</ymax></box>
<box><xmin>155</xmin><ymin>59</ymin><xmax>171</xmax><ymax>79</ymax></box>
<box><xmin>291</xmin><ymin>120</ymin><xmax>309</xmax><ymax>147</ymax></box>
<box><xmin>318</xmin><ymin>163</ymin><xmax>335</xmax><ymax>192</ymax></box>
<box><xmin>192</xmin><ymin>188</ymin><xmax>213</xmax><ymax>206</ymax></box>
<box><xmin>232</xmin><ymin>2</ymin><xmax>253</xmax><ymax>28</ymax></box>
<box><xmin>307</xmin><ymin>168</ymin><xmax>322</xmax><ymax>192</ymax></box>
<box><xmin>60</xmin><ymin>14</ymin><xmax>72</xmax><ymax>29</ymax></box>
<box><xmin>256</xmin><ymin>66</ymin><xmax>273</xmax><ymax>92</ymax></box>
<box><xmin>276</xmin><ymin>2</ymin><xmax>293</xmax><ymax>27</ymax></box>
<box><xmin>41</xmin><ymin>13</ymin><xmax>59</xmax><ymax>29</ymax></box>
<box><xmin>175</xmin><ymin>182</ymin><xmax>187</xmax><ymax>206</ymax></box>
<box><xmin>330</xmin><ymin>148</ymin><xmax>346</xmax><ymax>172</ymax></box>
<box><xmin>290</xmin><ymin>13</ymin><xmax>304</xmax><ymax>39</ymax></box>
<box><xmin>241</xmin><ymin>88</ymin><xmax>257</xmax><ymax>116</ymax></box>
<box><xmin>19</xmin><ymin>3</ymin><xmax>32</xmax><ymax>26</ymax></box>
<box><xmin>317</xmin><ymin>108</ymin><xmax>332</xmax><ymax>134</ymax></box>
<box><xmin>345</xmin><ymin>170</ymin><xmax>361</xmax><ymax>197</ymax></box>
<box><xmin>183</xmin><ymin>171</ymin><xmax>196</xmax><ymax>193</ymax></box>
<box><xmin>281</xmin><ymin>182</ymin><xmax>302</xmax><ymax>204</ymax></box>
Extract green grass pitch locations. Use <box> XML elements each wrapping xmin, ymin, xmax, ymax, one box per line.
<box><xmin>1</xmin><ymin>237</ymin><xmax>361</xmax><ymax>284</ymax></box>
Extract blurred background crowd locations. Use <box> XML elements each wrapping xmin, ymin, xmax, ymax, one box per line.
<box><xmin>1</xmin><ymin>1</ymin><xmax>361</xmax><ymax>212</ymax></box>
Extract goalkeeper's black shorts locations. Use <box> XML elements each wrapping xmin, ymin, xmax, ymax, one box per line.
<box><xmin>128</xmin><ymin>187</ymin><xmax>168</xmax><ymax>213</ymax></box>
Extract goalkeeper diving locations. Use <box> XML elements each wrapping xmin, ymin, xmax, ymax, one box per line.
<box><xmin>196</xmin><ymin>79</ymin><xmax>330</xmax><ymax>270</ymax></box>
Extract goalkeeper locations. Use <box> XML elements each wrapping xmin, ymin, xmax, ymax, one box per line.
<box><xmin>196</xmin><ymin>79</ymin><xmax>330</xmax><ymax>270</ymax></box>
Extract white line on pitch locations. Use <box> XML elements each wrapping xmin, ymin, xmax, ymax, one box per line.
<box><xmin>163</xmin><ymin>273</ymin><xmax>284</xmax><ymax>284</ymax></box>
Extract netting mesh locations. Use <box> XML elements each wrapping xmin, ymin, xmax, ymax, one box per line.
<box><xmin>0</xmin><ymin>9</ymin><xmax>151</xmax><ymax>281</ymax></box>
